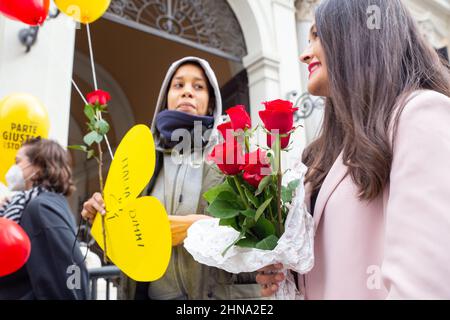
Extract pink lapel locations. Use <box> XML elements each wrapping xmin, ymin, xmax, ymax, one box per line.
<box><xmin>313</xmin><ymin>151</ymin><xmax>348</xmax><ymax>231</ymax></box>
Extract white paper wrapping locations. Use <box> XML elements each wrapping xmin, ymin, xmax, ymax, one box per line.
<box><xmin>184</xmin><ymin>163</ymin><xmax>315</xmax><ymax>299</ymax></box>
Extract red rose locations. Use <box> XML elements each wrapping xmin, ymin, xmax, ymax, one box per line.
<box><xmin>244</xmin><ymin>149</ymin><xmax>270</xmax><ymax>166</ymax></box>
<box><xmin>263</xmin><ymin>99</ymin><xmax>296</xmax><ymax>112</ymax></box>
<box><xmin>259</xmin><ymin>99</ymin><xmax>298</xmax><ymax>149</ymax></box>
<box><xmin>208</xmin><ymin>139</ymin><xmax>244</xmax><ymax>176</ymax></box>
<box><xmin>242</xmin><ymin>150</ymin><xmax>271</xmax><ymax>188</ymax></box>
<box><xmin>226</xmin><ymin>105</ymin><xmax>251</xmax><ymax>131</ymax></box>
<box><xmin>217</xmin><ymin>121</ymin><xmax>233</xmax><ymax>140</ymax></box>
<box><xmin>87</xmin><ymin>90</ymin><xmax>111</xmax><ymax>106</ymax></box>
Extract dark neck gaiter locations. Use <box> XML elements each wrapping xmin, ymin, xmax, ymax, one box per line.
<box><xmin>155</xmin><ymin>110</ymin><xmax>214</xmax><ymax>149</ymax></box>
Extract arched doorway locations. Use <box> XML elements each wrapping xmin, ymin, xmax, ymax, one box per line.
<box><xmin>67</xmin><ymin>0</ymin><xmax>249</xmax><ymax>213</ymax></box>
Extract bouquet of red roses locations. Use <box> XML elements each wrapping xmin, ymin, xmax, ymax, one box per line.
<box><xmin>184</xmin><ymin>100</ymin><xmax>314</xmax><ymax>299</ymax></box>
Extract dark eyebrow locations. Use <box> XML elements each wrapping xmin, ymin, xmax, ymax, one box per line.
<box><xmin>173</xmin><ymin>76</ymin><xmax>206</xmax><ymax>82</ymax></box>
<box><xmin>309</xmin><ymin>24</ymin><xmax>316</xmax><ymax>35</ymax></box>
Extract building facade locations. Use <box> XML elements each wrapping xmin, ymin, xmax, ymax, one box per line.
<box><xmin>0</xmin><ymin>0</ymin><xmax>449</xmax><ymax>212</ymax></box>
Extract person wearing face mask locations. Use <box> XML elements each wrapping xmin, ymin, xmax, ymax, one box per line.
<box><xmin>0</xmin><ymin>157</ymin><xmax>40</xmax><ymax>213</ymax></box>
<box><xmin>81</xmin><ymin>57</ymin><xmax>262</xmax><ymax>300</ymax></box>
<box><xmin>0</xmin><ymin>156</ymin><xmax>40</xmax><ymax>222</ymax></box>
<box><xmin>0</xmin><ymin>138</ymin><xmax>88</xmax><ymax>300</ymax></box>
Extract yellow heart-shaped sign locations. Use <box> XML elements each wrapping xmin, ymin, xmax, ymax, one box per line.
<box><xmin>91</xmin><ymin>125</ymin><xmax>171</xmax><ymax>281</ymax></box>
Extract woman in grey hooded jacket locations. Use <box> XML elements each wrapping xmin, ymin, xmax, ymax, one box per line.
<box><xmin>81</xmin><ymin>57</ymin><xmax>261</xmax><ymax>300</ymax></box>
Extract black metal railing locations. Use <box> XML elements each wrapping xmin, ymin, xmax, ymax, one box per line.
<box><xmin>88</xmin><ymin>266</ymin><xmax>121</xmax><ymax>300</ymax></box>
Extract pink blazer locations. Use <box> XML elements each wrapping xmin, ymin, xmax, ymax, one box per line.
<box><xmin>301</xmin><ymin>90</ymin><xmax>450</xmax><ymax>300</ymax></box>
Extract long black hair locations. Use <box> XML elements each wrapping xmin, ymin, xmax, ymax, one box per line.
<box><xmin>303</xmin><ymin>0</ymin><xmax>450</xmax><ymax>200</ymax></box>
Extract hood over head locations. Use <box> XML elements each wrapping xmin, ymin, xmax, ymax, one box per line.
<box><xmin>150</xmin><ymin>56</ymin><xmax>223</xmax><ymax>150</ymax></box>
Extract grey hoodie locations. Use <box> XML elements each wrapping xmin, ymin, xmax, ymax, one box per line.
<box><xmin>122</xmin><ymin>57</ymin><xmax>261</xmax><ymax>300</ymax></box>
<box><xmin>151</xmin><ymin>56</ymin><xmax>223</xmax><ymax>149</ymax></box>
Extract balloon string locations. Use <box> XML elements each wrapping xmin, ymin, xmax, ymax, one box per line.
<box><xmin>71</xmin><ymin>79</ymin><xmax>114</xmax><ymax>159</ymax></box>
<box><xmin>86</xmin><ymin>23</ymin><xmax>113</xmax><ymax>265</ymax></box>
<box><xmin>86</xmin><ymin>23</ymin><xmax>98</xmax><ymax>91</ymax></box>
<box><xmin>71</xmin><ymin>79</ymin><xmax>88</xmax><ymax>105</ymax></box>
<box><xmin>84</xmin><ymin>24</ymin><xmax>114</xmax><ymax>161</ymax></box>
<box><xmin>104</xmin><ymin>135</ymin><xmax>114</xmax><ymax>160</ymax></box>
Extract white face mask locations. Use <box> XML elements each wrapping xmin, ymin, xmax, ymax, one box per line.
<box><xmin>5</xmin><ymin>164</ymin><xmax>36</xmax><ymax>191</ymax></box>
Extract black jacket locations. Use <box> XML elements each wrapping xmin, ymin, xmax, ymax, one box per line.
<box><xmin>0</xmin><ymin>192</ymin><xmax>89</xmax><ymax>300</ymax></box>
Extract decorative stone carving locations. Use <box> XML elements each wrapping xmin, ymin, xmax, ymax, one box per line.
<box><xmin>107</xmin><ymin>0</ymin><xmax>247</xmax><ymax>60</ymax></box>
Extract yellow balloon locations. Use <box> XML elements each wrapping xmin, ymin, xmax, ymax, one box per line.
<box><xmin>0</xmin><ymin>94</ymin><xmax>50</xmax><ymax>184</ymax></box>
<box><xmin>91</xmin><ymin>125</ymin><xmax>172</xmax><ymax>282</ymax></box>
<box><xmin>54</xmin><ymin>0</ymin><xmax>111</xmax><ymax>24</ymax></box>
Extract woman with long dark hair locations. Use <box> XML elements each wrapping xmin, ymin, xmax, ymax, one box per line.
<box><xmin>257</xmin><ymin>0</ymin><xmax>450</xmax><ymax>299</ymax></box>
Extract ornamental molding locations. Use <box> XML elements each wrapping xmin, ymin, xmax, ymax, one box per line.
<box><xmin>105</xmin><ymin>0</ymin><xmax>247</xmax><ymax>61</ymax></box>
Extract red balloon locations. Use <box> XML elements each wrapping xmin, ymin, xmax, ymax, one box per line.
<box><xmin>0</xmin><ymin>0</ymin><xmax>50</xmax><ymax>26</ymax></box>
<box><xmin>0</xmin><ymin>217</ymin><xmax>31</xmax><ymax>277</ymax></box>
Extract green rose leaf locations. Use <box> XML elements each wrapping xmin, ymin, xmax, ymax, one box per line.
<box><xmin>68</xmin><ymin>145</ymin><xmax>87</xmax><ymax>152</ymax></box>
<box><xmin>219</xmin><ymin>217</ymin><xmax>239</xmax><ymax>232</ymax></box>
<box><xmin>253</xmin><ymin>216</ymin><xmax>276</xmax><ymax>239</ymax></box>
<box><xmin>217</xmin><ymin>191</ymin><xmax>245</xmax><ymax>210</ymax></box>
<box><xmin>83</xmin><ymin>131</ymin><xmax>103</xmax><ymax>146</ymax></box>
<box><xmin>236</xmin><ymin>236</ymin><xmax>259</xmax><ymax>248</ymax></box>
<box><xmin>98</xmin><ymin>104</ymin><xmax>108</xmax><ymax>112</ymax></box>
<box><xmin>207</xmin><ymin>199</ymin><xmax>241</xmax><ymax>219</ymax></box>
<box><xmin>87</xmin><ymin>149</ymin><xmax>95</xmax><ymax>160</ymax></box>
<box><xmin>256</xmin><ymin>175</ymin><xmax>272</xmax><ymax>196</ymax></box>
<box><xmin>240</xmin><ymin>209</ymin><xmax>256</xmax><ymax>219</ymax></box>
<box><xmin>203</xmin><ymin>182</ymin><xmax>235</xmax><ymax>204</ymax></box>
<box><xmin>281</xmin><ymin>186</ymin><xmax>293</xmax><ymax>203</ymax></box>
<box><xmin>216</xmin><ymin>191</ymin><xmax>239</xmax><ymax>201</ymax></box>
<box><xmin>226</xmin><ymin>176</ymin><xmax>239</xmax><ymax>194</ymax></box>
<box><xmin>244</xmin><ymin>187</ymin><xmax>259</xmax><ymax>208</ymax></box>
<box><xmin>288</xmin><ymin>179</ymin><xmax>300</xmax><ymax>191</ymax></box>
<box><xmin>96</xmin><ymin>119</ymin><xmax>110</xmax><ymax>135</ymax></box>
<box><xmin>84</xmin><ymin>104</ymin><xmax>95</xmax><ymax>121</ymax></box>
<box><xmin>242</xmin><ymin>216</ymin><xmax>256</xmax><ymax>230</ymax></box>
<box><xmin>222</xmin><ymin>231</ymin><xmax>246</xmax><ymax>256</ymax></box>
<box><xmin>237</xmin><ymin>214</ymin><xmax>245</xmax><ymax>229</ymax></box>
<box><xmin>255</xmin><ymin>197</ymin><xmax>273</xmax><ymax>221</ymax></box>
<box><xmin>255</xmin><ymin>235</ymin><xmax>279</xmax><ymax>251</ymax></box>
<box><xmin>87</xmin><ymin>121</ymin><xmax>95</xmax><ymax>132</ymax></box>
